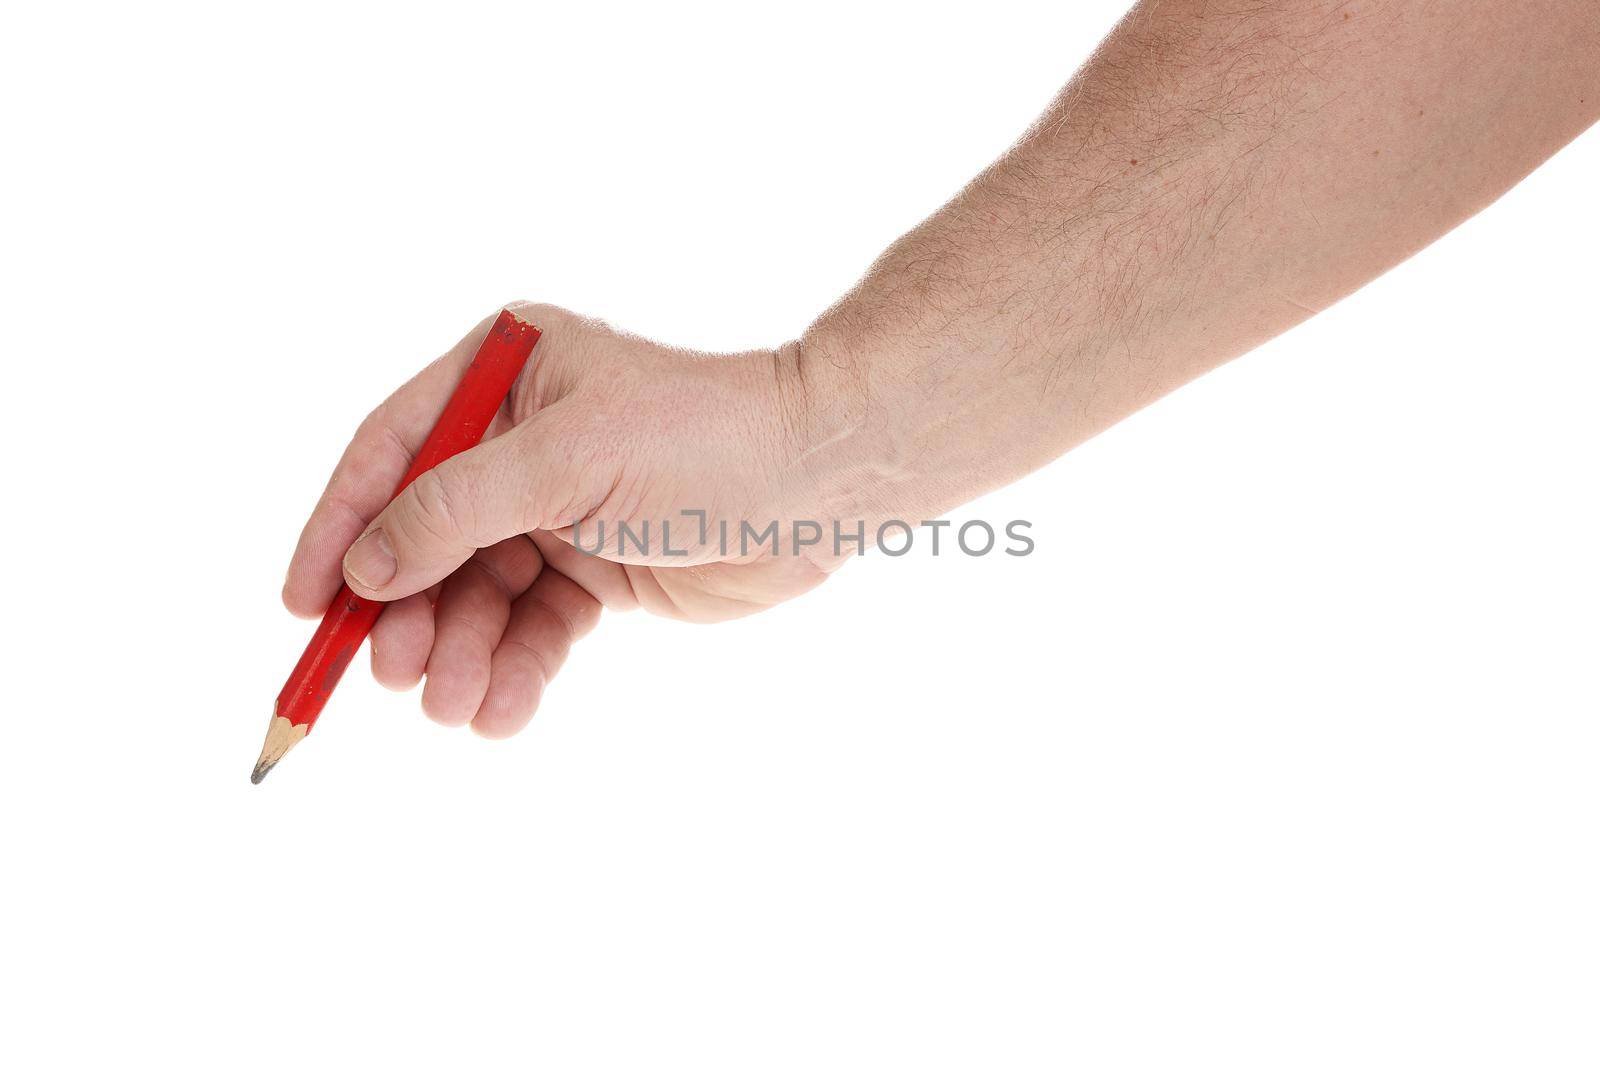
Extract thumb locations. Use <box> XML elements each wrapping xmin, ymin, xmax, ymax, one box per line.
<box><xmin>342</xmin><ymin>427</ymin><xmax>543</xmax><ymax>601</ymax></box>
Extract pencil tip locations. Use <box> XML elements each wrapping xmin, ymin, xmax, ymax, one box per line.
<box><xmin>253</xmin><ymin>714</ymin><xmax>308</xmax><ymax>785</ymax></box>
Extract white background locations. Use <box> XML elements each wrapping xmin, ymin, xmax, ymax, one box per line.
<box><xmin>2</xmin><ymin>2</ymin><xmax>1597</xmax><ymax>1064</ymax></box>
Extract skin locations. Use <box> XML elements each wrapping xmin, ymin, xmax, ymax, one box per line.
<box><xmin>283</xmin><ymin>0</ymin><xmax>1600</xmax><ymax>739</ymax></box>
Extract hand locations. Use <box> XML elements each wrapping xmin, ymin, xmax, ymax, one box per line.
<box><xmin>284</xmin><ymin>3</ymin><xmax>1600</xmax><ymax>745</ymax></box>
<box><xmin>282</xmin><ymin>303</ymin><xmax>842</xmax><ymax>738</ymax></box>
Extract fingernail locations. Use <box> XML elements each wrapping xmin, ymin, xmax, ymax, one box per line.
<box><xmin>345</xmin><ymin>528</ymin><xmax>397</xmax><ymax>590</ymax></box>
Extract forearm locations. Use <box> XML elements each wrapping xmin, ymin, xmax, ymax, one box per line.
<box><xmin>792</xmin><ymin>0</ymin><xmax>1600</xmax><ymax>527</ymax></box>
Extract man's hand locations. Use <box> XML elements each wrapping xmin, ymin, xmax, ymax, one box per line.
<box><xmin>282</xmin><ymin>303</ymin><xmax>835</xmax><ymax>738</ymax></box>
<box><xmin>283</xmin><ymin>1</ymin><xmax>1599</xmax><ymax>740</ymax></box>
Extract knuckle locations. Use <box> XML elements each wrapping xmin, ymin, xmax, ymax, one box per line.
<box><xmin>504</xmin><ymin>301</ymin><xmax>570</xmax><ymax>330</ymax></box>
<box><xmin>404</xmin><ymin>468</ymin><xmax>469</xmax><ymax>547</ymax></box>
<box><xmin>505</xmin><ymin>625</ymin><xmax>562</xmax><ymax>680</ymax></box>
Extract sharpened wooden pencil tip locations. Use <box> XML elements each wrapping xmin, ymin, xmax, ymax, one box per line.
<box><xmin>252</xmin><ymin>713</ymin><xmax>308</xmax><ymax>785</ymax></box>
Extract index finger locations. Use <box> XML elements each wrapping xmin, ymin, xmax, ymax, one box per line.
<box><xmin>281</xmin><ymin>312</ymin><xmax>505</xmax><ymax>618</ymax></box>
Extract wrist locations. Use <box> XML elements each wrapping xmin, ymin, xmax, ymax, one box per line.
<box><xmin>777</xmin><ymin>315</ymin><xmax>940</xmax><ymax>536</ymax></box>
<box><xmin>786</xmin><ymin>287</ymin><xmax>1098</xmax><ymax>539</ymax></box>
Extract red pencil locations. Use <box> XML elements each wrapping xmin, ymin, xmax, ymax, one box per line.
<box><xmin>252</xmin><ymin>308</ymin><xmax>542</xmax><ymax>783</ymax></box>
